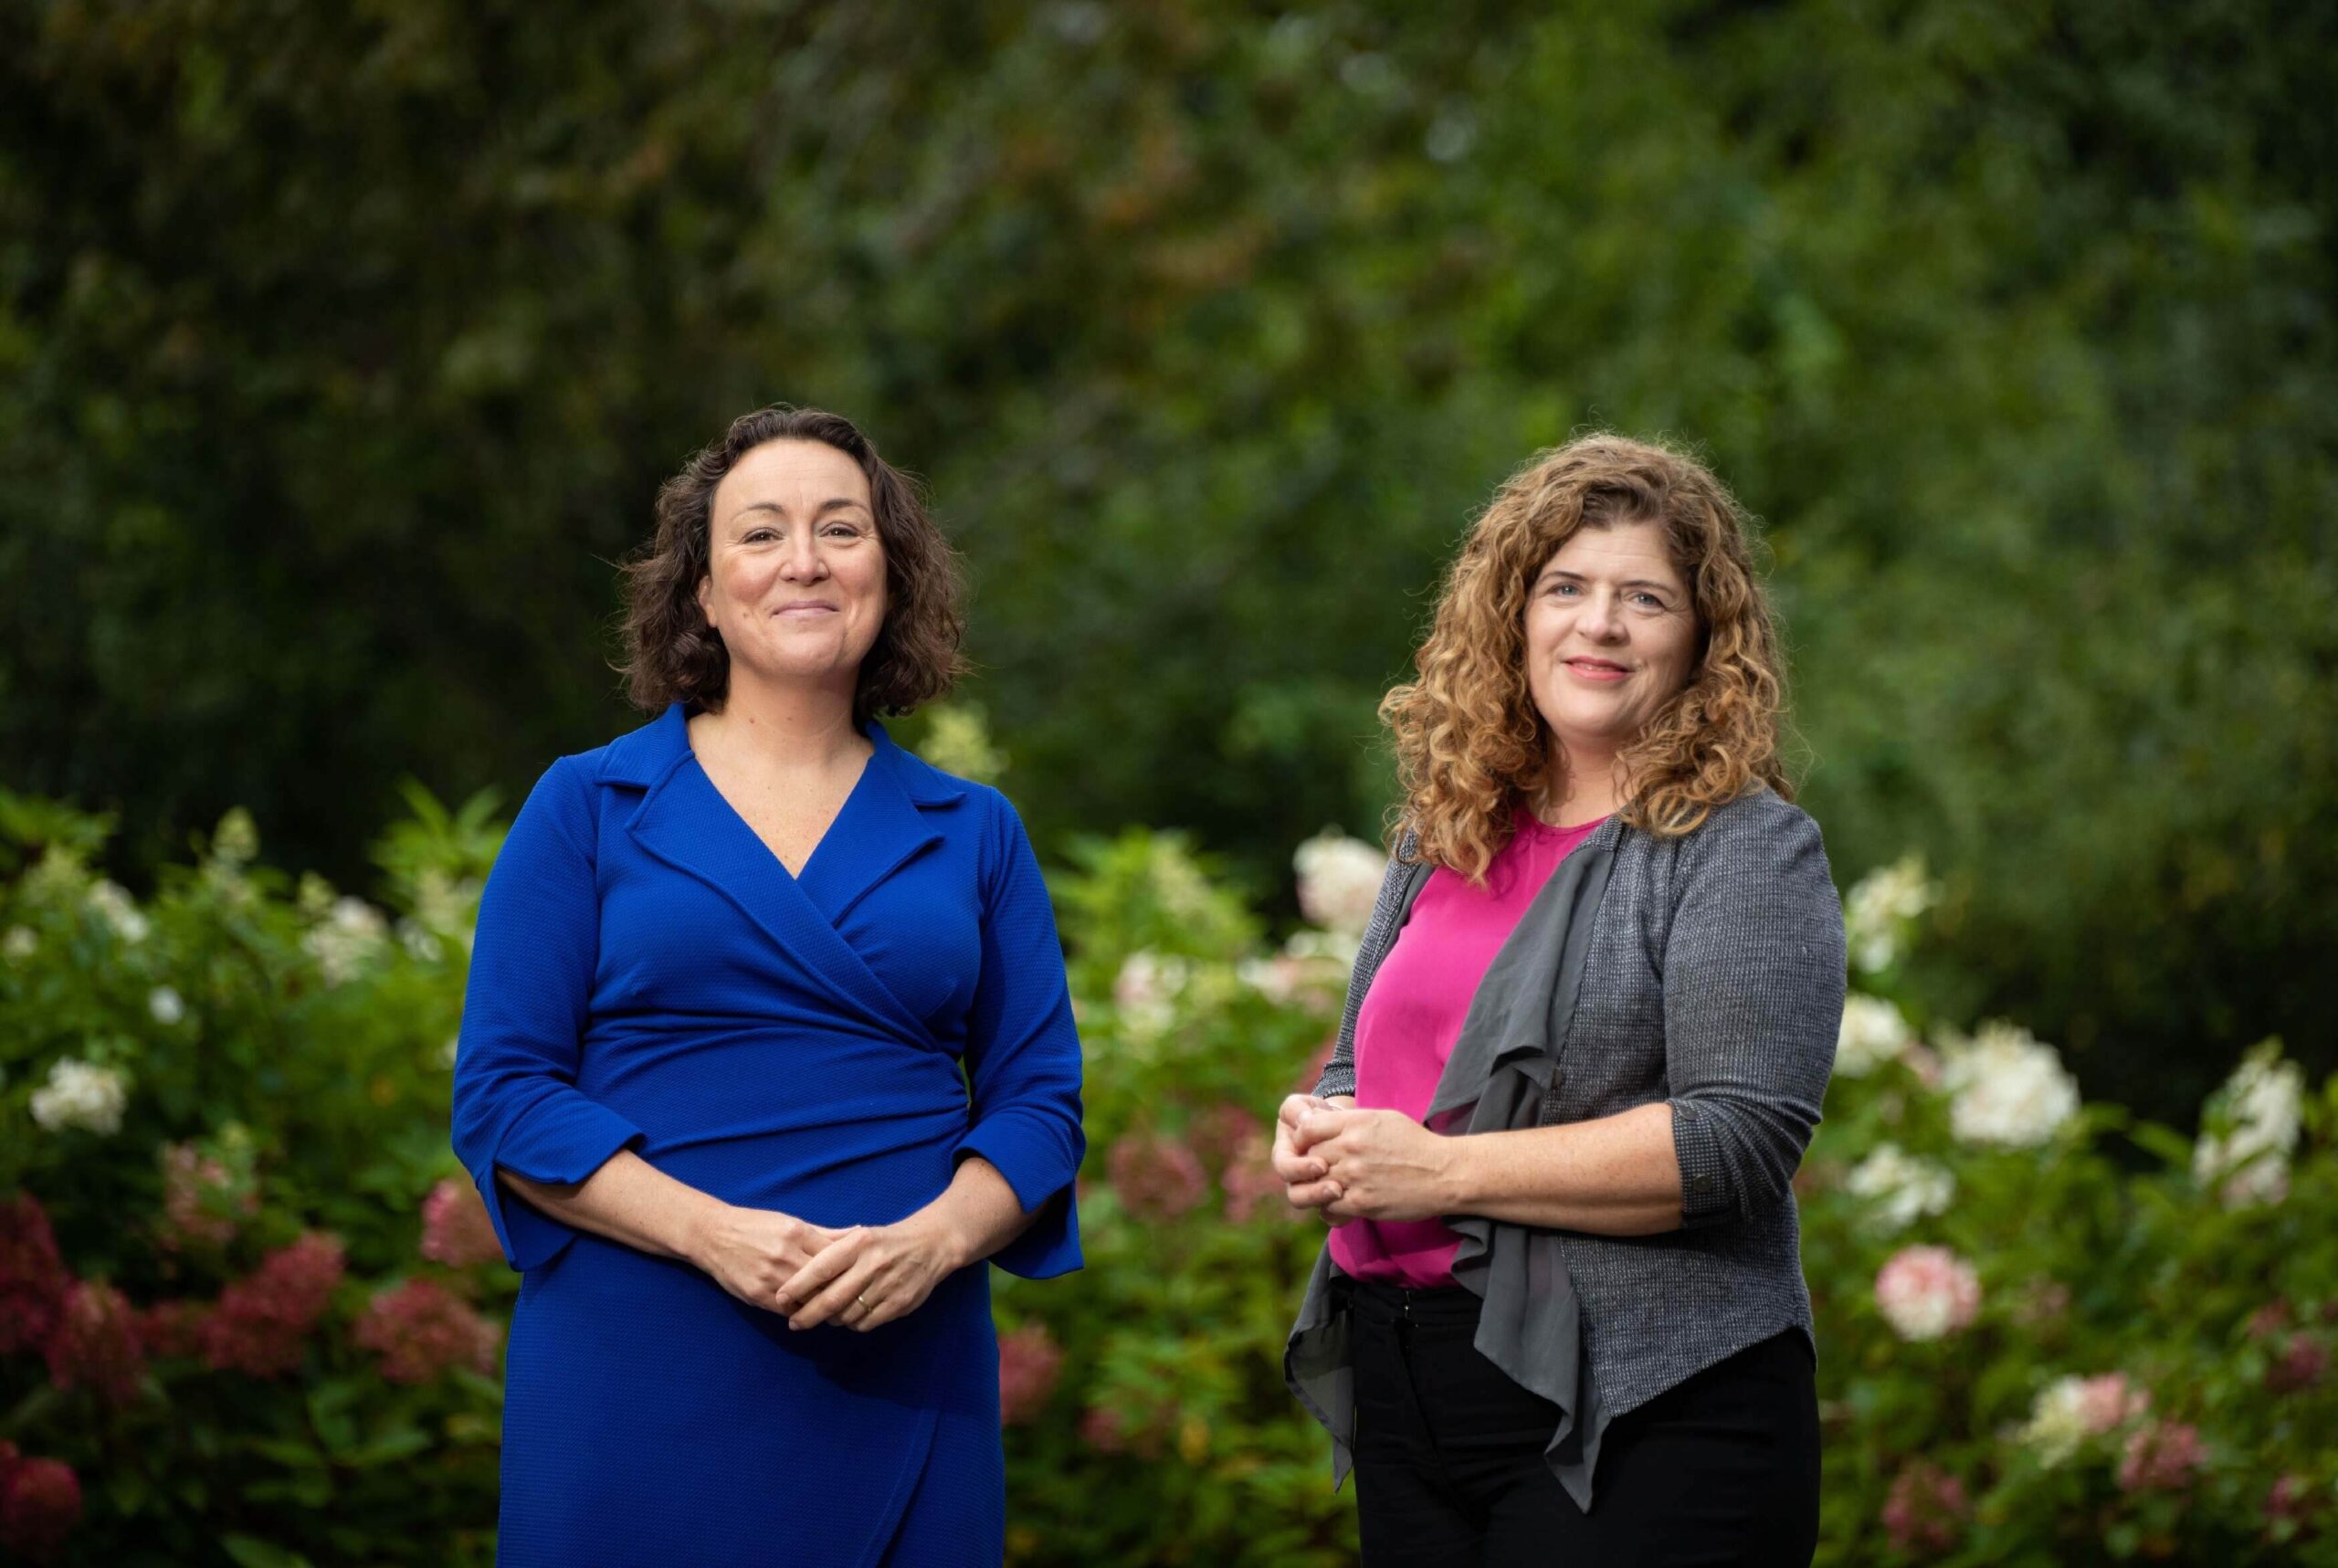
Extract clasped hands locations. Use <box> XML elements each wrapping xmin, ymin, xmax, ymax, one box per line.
<box><xmin>1272</xmin><ymin>1093</ymin><xmax>1458</xmax><ymax>1224</ymax></box>
<box><xmin>688</xmin><ymin>1205</ymin><xmax>963</xmax><ymax>1334</ymax></box>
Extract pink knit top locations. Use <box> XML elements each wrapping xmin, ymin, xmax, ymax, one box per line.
<box><xmin>1329</xmin><ymin>810</ymin><xmax>1609</xmax><ymax>1288</ymax></box>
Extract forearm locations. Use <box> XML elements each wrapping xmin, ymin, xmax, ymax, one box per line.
<box><xmin>898</xmin><ymin>1155</ymin><xmax>1035</xmax><ymax>1270</ymax></box>
<box><xmin>500</xmin><ymin>1149</ymin><xmax>726</xmax><ymax>1264</ymax></box>
<box><xmin>1440</xmin><ymin>1101</ymin><xmax>1684</xmax><ymax>1236</ymax></box>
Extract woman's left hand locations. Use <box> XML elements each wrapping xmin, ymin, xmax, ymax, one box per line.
<box><xmin>776</xmin><ymin>1216</ymin><xmax>964</xmax><ymax>1331</ymax></box>
<box><xmin>1297</xmin><ymin>1105</ymin><xmax>1459</xmax><ymax>1224</ymax></box>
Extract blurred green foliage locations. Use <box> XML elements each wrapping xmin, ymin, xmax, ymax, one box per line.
<box><xmin>3</xmin><ymin>0</ymin><xmax>2333</xmax><ymax>1121</ymax></box>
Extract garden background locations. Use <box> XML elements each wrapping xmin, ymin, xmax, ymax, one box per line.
<box><xmin>2</xmin><ymin>1</ymin><xmax>2334</xmax><ymax>1563</ymax></box>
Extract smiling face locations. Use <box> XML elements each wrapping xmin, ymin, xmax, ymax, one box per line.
<box><xmin>1522</xmin><ymin>520</ymin><xmax>1700</xmax><ymax>763</ymax></box>
<box><xmin>695</xmin><ymin>438</ymin><xmax>889</xmax><ymax>697</ymax></box>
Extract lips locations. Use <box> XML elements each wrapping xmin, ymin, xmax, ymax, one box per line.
<box><xmin>1564</xmin><ymin>658</ymin><xmax>1630</xmax><ymax>681</ymax></box>
<box><xmin>774</xmin><ymin>603</ymin><xmax>838</xmax><ymax>616</ymax></box>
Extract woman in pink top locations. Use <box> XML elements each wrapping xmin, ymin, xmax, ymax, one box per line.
<box><xmin>1274</xmin><ymin>436</ymin><xmax>1844</xmax><ymax>1568</ymax></box>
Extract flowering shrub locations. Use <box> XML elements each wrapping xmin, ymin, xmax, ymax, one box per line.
<box><xmin>3</xmin><ymin>794</ymin><xmax>2335</xmax><ymax>1564</ymax></box>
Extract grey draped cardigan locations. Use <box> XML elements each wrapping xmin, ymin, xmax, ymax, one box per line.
<box><xmin>1283</xmin><ymin>786</ymin><xmax>1846</xmax><ymax>1510</ymax></box>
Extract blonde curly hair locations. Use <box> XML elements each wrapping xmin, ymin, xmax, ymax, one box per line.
<box><xmin>1383</xmin><ymin>434</ymin><xmax>1790</xmax><ymax>880</ymax></box>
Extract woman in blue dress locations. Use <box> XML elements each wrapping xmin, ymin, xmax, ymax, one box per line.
<box><xmin>451</xmin><ymin>405</ymin><xmax>1084</xmax><ymax>1568</ymax></box>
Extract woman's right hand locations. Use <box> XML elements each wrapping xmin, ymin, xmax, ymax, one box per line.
<box><xmin>685</xmin><ymin>1204</ymin><xmax>846</xmax><ymax>1313</ymax></box>
<box><xmin>1275</xmin><ymin>1092</ymin><xmax>1351</xmax><ymax>1217</ymax></box>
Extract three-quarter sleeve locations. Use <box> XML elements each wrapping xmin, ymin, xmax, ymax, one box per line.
<box><xmin>952</xmin><ymin>793</ymin><xmax>1086</xmax><ymax>1279</ymax></box>
<box><xmin>450</xmin><ymin>755</ymin><xmax>643</xmax><ymax>1270</ymax></box>
<box><xmin>1663</xmin><ymin>798</ymin><xmax>1847</xmax><ymax>1229</ymax></box>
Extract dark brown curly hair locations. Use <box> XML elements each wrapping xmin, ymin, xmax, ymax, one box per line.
<box><xmin>620</xmin><ymin>405</ymin><xmax>967</xmax><ymax>719</ymax></box>
<box><xmin>1383</xmin><ymin>434</ymin><xmax>1791</xmax><ymax>880</ymax></box>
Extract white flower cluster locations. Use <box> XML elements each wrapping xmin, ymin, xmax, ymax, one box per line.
<box><xmin>86</xmin><ymin>879</ymin><xmax>150</xmax><ymax>944</ymax></box>
<box><xmin>2017</xmin><ymin>1373</ymin><xmax>2151</xmax><ymax>1466</ymax></box>
<box><xmin>2194</xmin><ymin>1042</ymin><xmax>2304</xmax><ymax>1208</ymax></box>
<box><xmin>30</xmin><ymin>1058</ymin><xmax>131</xmax><ymax>1135</ymax></box>
<box><xmin>2</xmin><ymin>926</ymin><xmax>35</xmax><ymax>962</ymax></box>
<box><xmin>1294</xmin><ymin>831</ymin><xmax>1385</xmax><ymax>936</ymax></box>
<box><xmin>1845</xmin><ymin>1142</ymin><xmax>1955</xmax><ymax>1231</ymax></box>
<box><xmin>1873</xmin><ymin>1245</ymin><xmax>1981</xmax><ymax>1341</ymax></box>
<box><xmin>1836</xmin><ymin>994</ymin><xmax>1912</xmax><ymax>1078</ymax></box>
<box><xmin>1842</xmin><ymin>855</ymin><xmax>1938</xmax><ymax>974</ymax></box>
<box><xmin>1112</xmin><ymin>949</ymin><xmax>1191</xmax><ymax>1038</ymax></box>
<box><xmin>1941</xmin><ymin>1021</ymin><xmax>2080</xmax><ymax>1147</ymax></box>
<box><xmin>304</xmin><ymin>896</ymin><xmax>389</xmax><ymax>985</ymax></box>
<box><xmin>149</xmin><ymin>985</ymin><xmax>185</xmax><ymax>1026</ymax></box>
<box><xmin>915</xmin><ymin>705</ymin><xmax>1008</xmax><ymax>785</ymax></box>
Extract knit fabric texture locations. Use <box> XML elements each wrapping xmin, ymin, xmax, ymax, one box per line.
<box><xmin>1314</xmin><ymin>786</ymin><xmax>1845</xmax><ymax>1420</ymax></box>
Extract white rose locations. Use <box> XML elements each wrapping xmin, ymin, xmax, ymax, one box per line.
<box><xmin>1293</xmin><ymin>832</ymin><xmax>1386</xmax><ymax>936</ymax></box>
<box><xmin>2194</xmin><ymin>1042</ymin><xmax>2303</xmax><ymax>1209</ymax></box>
<box><xmin>30</xmin><ymin>1058</ymin><xmax>131</xmax><ymax>1135</ymax></box>
<box><xmin>1845</xmin><ymin>1142</ymin><xmax>1955</xmax><ymax>1231</ymax></box>
<box><xmin>1941</xmin><ymin>1021</ymin><xmax>2080</xmax><ymax>1147</ymax></box>
<box><xmin>1836</xmin><ymin>994</ymin><xmax>1911</xmax><ymax>1078</ymax></box>
<box><xmin>148</xmin><ymin>986</ymin><xmax>185</xmax><ymax>1026</ymax></box>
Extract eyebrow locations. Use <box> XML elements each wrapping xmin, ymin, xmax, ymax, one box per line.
<box><xmin>1537</xmin><ymin>567</ymin><xmax>1680</xmax><ymax>594</ymax></box>
<box><xmin>731</xmin><ymin>498</ymin><xmax>871</xmax><ymax>523</ymax></box>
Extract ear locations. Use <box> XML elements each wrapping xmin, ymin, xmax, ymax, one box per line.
<box><xmin>694</xmin><ymin>571</ymin><xmax>714</xmax><ymax>626</ymax></box>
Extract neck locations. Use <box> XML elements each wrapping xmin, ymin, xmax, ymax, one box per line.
<box><xmin>1540</xmin><ymin>741</ymin><xmax>1627</xmax><ymax>826</ymax></box>
<box><xmin>695</xmin><ymin>669</ymin><xmax>866</xmax><ymax>771</ymax></box>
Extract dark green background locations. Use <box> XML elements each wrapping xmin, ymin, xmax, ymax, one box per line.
<box><xmin>5</xmin><ymin>0</ymin><xmax>2333</xmax><ymax>1121</ymax></box>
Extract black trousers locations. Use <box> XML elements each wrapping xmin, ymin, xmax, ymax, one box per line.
<box><xmin>1347</xmin><ymin>1279</ymin><xmax>1820</xmax><ymax>1567</ymax></box>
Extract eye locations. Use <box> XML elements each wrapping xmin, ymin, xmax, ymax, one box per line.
<box><xmin>1544</xmin><ymin>580</ymin><xmax>1579</xmax><ymax>598</ymax></box>
<box><xmin>822</xmin><ymin>522</ymin><xmax>866</xmax><ymax>541</ymax></box>
<box><xmin>742</xmin><ymin>527</ymin><xmax>778</xmax><ymax>544</ymax></box>
<box><xmin>1631</xmin><ymin>591</ymin><xmax>1668</xmax><ymax>609</ymax></box>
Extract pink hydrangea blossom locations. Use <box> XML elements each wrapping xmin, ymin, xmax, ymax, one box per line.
<box><xmin>419</xmin><ymin>1178</ymin><xmax>502</xmax><ymax>1268</ymax></box>
<box><xmin>136</xmin><ymin>1300</ymin><xmax>211</xmax><ymax>1360</ymax></box>
<box><xmin>996</xmin><ymin>1323</ymin><xmax>1063</xmax><ymax>1426</ymax></box>
<box><xmin>2267</xmin><ymin>1333</ymin><xmax>2331</xmax><ymax>1395</ymax></box>
<box><xmin>1078</xmin><ymin>1405</ymin><xmax>1129</xmax><ymax>1455</ymax></box>
<box><xmin>1221</xmin><ymin>1130</ymin><xmax>1288</xmax><ymax>1224</ymax></box>
<box><xmin>158</xmin><ymin>1142</ymin><xmax>254</xmax><ymax>1252</ymax></box>
<box><xmin>2264</xmin><ymin>1473</ymin><xmax>2316</xmax><ymax>1532</ymax></box>
<box><xmin>42</xmin><ymin>1280</ymin><xmax>144</xmax><ymax>1406</ymax></box>
<box><xmin>2246</xmin><ymin>1299</ymin><xmax>2293</xmax><ymax>1340</ymax></box>
<box><xmin>2070</xmin><ymin>1373</ymin><xmax>2152</xmax><ymax>1435</ymax></box>
<box><xmin>0</xmin><ymin>1448</ymin><xmax>82</xmax><ymax>1560</ymax></box>
<box><xmin>1185</xmin><ymin>1104</ymin><xmax>1264</xmax><ymax>1174</ymax></box>
<box><xmin>0</xmin><ymin>1194</ymin><xmax>68</xmax><ymax>1356</ymax></box>
<box><xmin>2118</xmin><ymin>1420</ymin><xmax>2207</xmax><ymax>1493</ymax></box>
<box><xmin>1874</xmin><ymin>1246</ymin><xmax>1981</xmax><ymax>1342</ymax></box>
<box><xmin>353</xmin><ymin>1278</ymin><xmax>500</xmax><ymax>1384</ymax></box>
<box><xmin>1108</xmin><ymin>1133</ymin><xmax>1207</xmax><ymax>1222</ymax></box>
<box><xmin>200</xmin><ymin>1232</ymin><xmax>345</xmax><ymax>1377</ymax></box>
<box><xmin>1881</xmin><ymin>1460</ymin><xmax>1967</xmax><ymax>1555</ymax></box>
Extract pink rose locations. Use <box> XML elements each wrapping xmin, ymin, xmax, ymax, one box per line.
<box><xmin>1874</xmin><ymin>1246</ymin><xmax>1981</xmax><ymax>1342</ymax></box>
<box><xmin>996</xmin><ymin>1323</ymin><xmax>1063</xmax><ymax>1425</ymax></box>
<box><xmin>419</xmin><ymin>1178</ymin><xmax>503</xmax><ymax>1268</ymax></box>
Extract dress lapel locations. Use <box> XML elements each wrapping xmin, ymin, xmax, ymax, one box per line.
<box><xmin>606</xmin><ymin>706</ymin><xmax>954</xmax><ymax>1047</ymax></box>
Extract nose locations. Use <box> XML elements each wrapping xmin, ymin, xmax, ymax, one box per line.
<box><xmin>1579</xmin><ymin>587</ymin><xmax>1627</xmax><ymax>641</ymax></box>
<box><xmin>777</xmin><ymin>528</ymin><xmax>827</xmax><ymax>583</ymax></box>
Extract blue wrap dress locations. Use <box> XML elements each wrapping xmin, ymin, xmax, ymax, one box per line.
<box><xmin>450</xmin><ymin>703</ymin><xmax>1085</xmax><ymax>1568</ymax></box>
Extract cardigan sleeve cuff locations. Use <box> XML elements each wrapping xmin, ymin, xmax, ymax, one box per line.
<box><xmin>1670</xmin><ymin>1099</ymin><xmax>1736</xmax><ymax>1230</ymax></box>
<box><xmin>954</xmin><ymin>1119</ymin><xmax>1082</xmax><ymax>1279</ymax></box>
<box><xmin>1312</xmin><ymin>1062</ymin><xmax>1357</xmax><ymax>1100</ymax></box>
<box><xmin>474</xmin><ymin>1099</ymin><xmax>646</xmax><ymax>1272</ymax></box>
